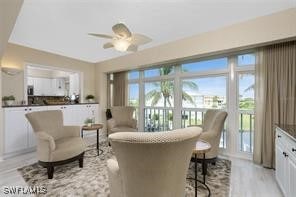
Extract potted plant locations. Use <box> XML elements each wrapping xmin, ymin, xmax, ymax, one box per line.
<box><xmin>84</xmin><ymin>118</ymin><xmax>94</xmax><ymax>127</ymax></box>
<box><xmin>2</xmin><ymin>95</ymin><xmax>15</xmax><ymax>106</ymax></box>
<box><xmin>86</xmin><ymin>95</ymin><xmax>95</xmax><ymax>103</ymax></box>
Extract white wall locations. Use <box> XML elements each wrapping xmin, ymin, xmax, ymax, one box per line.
<box><xmin>0</xmin><ymin>0</ymin><xmax>24</xmax><ymax>159</ymax></box>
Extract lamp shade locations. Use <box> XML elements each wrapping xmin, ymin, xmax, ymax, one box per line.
<box><xmin>113</xmin><ymin>39</ymin><xmax>131</xmax><ymax>52</ymax></box>
<box><xmin>1</xmin><ymin>67</ymin><xmax>22</xmax><ymax>76</ymax></box>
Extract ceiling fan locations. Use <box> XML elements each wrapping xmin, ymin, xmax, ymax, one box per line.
<box><xmin>88</xmin><ymin>23</ymin><xmax>152</xmax><ymax>52</ymax></box>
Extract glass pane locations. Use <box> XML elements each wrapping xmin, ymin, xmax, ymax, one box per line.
<box><xmin>182</xmin><ymin>76</ymin><xmax>227</xmax><ymax>109</ymax></box>
<box><xmin>238</xmin><ymin>54</ymin><xmax>256</xmax><ymax>66</ymax></box>
<box><xmin>145</xmin><ymin>81</ymin><xmax>174</xmax><ymax>107</ymax></box>
<box><xmin>238</xmin><ymin>73</ymin><xmax>255</xmax><ymax>153</ymax></box>
<box><xmin>182</xmin><ymin>58</ymin><xmax>228</xmax><ymax>73</ymax></box>
<box><xmin>239</xmin><ymin>73</ymin><xmax>255</xmax><ymax>110</ymax></box>
<box><xmin>144</xmin><ymin>66</ymin><xmax>174</xmax><ymax>78</ymax></box>
<box><xmin>144</xmin><ymin>108</ymin><xmax>173</xmax><ymax>132</ymax></box>
<box><xmin>128</xmin><ymin>83</ymin><xmax>139</xmax><ymax>107</ymax></box>
<box><xmin>128</xmin><ymin>71</ymin><xmax>139</xmax><ymax>80</ymax></box>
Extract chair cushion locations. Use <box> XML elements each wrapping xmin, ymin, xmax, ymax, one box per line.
<box><xmin>110</xmin><ymin>126</ymin><xmax>137</xmax><ymax>134</ymax></box>
<box><xmin>51</xmin><ymin>137</ymin><xmax>86</xmax><ymax>162</ymax></box>
<box><xmin>111</xmin><ymin>107</ymin><xmax>135</xmax><ymax>127</ymax></box>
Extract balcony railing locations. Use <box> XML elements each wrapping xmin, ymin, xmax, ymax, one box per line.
<box><xmin>144</xmin><ymin>107</ymin><xmax>173</xmax><ymax>132</ymax></box>
<box><xmin>181</xmin><ymin>108</ymin><xmax>227</xmax><ymax>149</ymax></box>
<box><xmin>144</xmin><ymin>107</ymin><xmax>229</xmax><ymax>149</ymax></box>
<box><xmin>239</xmin><ymin>110</ymin><xmax>254</xmax><ymax>153</ymax></box>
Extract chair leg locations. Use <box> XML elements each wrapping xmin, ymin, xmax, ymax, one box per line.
<box><xmin>79</xmin><ymin>157</ymin><xmax>83</xmax><ymax>168</ymax></box>
<box><xmin>47</xmin><ymin>166</ymin><xmax>54</xmax><ymax>179</ymax></box>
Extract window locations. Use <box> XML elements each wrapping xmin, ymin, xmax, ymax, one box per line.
<box><xmin>144</xmin><ymin>66</ymin><xmax>174</xmax><ymax>78</ymax></box>
<box><xmin>238</xmin><ymin>54</ymin><xmax>255</xmax><ymax>66</ymax></box>
<box><xmin>128</xmin><ymin>83</ymin><xmax>139</xmax><ymax>107</ymax></box>
<box><xmin>124</xmin><ymin>52</ymin><xmax>255</xmax><ymax>158</ymax></box>
<box><xmin>128</xmin><ymin>71</ymin><xmax>139</xmax><ymax>80</ymax></box>
<box><xmin>182</xmin><ymin>58</ymin><xmax>228</xmax><ymax>73</ymax></box>
<box><xmin>182</xmin><ymin>76</ymin><xmax>227</xmax><ymax>109</ymax></box>
<box><xmin>181</xmin><ymin>76</ymin><xmax>227</xmax><ymax>148</ymax></box>
<box><xmin>238</xmin><ymin>73</ymin><xmax>255</xmax><ymax>153</ymax></box>
<box><xmin>145</xmin><ymin>81</ymin><xmax>174</xmax><ymax>107</ymax></box>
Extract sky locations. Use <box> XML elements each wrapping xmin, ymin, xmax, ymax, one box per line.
<box><xmin>128</xmin><ymin>54</ymin><xmax>255</xmax><ymax>101</ymax></box>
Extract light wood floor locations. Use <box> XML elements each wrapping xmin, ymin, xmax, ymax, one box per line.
<box><xmin>0</xmin><ymin>136</ymin><xmax>283</xmax><ymax>197</ymax></box>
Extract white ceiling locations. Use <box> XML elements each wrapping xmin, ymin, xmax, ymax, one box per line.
<box><xmin>9</xmin><ymin>0</ymin><xmax>296</xmax><ymax>63</ymax></box>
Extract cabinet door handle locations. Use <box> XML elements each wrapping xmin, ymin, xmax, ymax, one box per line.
<box><xmin>292</xmin><ymin>148</ymin><xmax>296</xmax><ymax>152</ymax></box>
<box><xmin>283</xmin><ymin>152</ymin><xmax>289</xmax><ymax>157</ymax></box>
<box><xmin>277</xmin><ymin>135</ymin><xmax>281</xmax><ymax>138</ymax></box>
<box><xmin>25</xmin><ymin>109</ymin><xmax>27</xmax><ymax>111</ymax></box>
<box><xmin>29</xmin><ymin>108</ymin><xmax>32</xmax><ymax>111</ymax></box>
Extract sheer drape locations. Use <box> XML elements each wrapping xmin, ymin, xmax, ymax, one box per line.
<box><xmin>254</xmin><ymin>41</ymin><xmax>296</xmax><ymax>168</ymax></box>
<box><xmin>113</xmin><ymin>71</ymin><xmax>127</xmax><ymax>106</ymax></box>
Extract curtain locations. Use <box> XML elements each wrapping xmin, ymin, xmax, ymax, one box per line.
<box><xmin>254</xmin><ymin>41</ymin><xmax>296</xmax><ymax>168</ymax></box>
<box><xmin>113</xmin><ymin>71</ymin><xmax>127</xmax><ymax>106</ymax></box>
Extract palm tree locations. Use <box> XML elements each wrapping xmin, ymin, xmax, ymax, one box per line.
<box><xmin>145</xmin><ymin>66</ymin><xmax>198</xmax><ymax>107</ymax></box>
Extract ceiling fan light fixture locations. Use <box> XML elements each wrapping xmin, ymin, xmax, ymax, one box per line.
<box><xmin>113</xmin><ymin>39</ymin><xmax>131</xmax><ymax>52</ymax></box>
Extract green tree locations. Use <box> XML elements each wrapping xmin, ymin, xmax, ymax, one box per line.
<box><xmin>145</xmin><ymin>66</ymin><xmax>198</xmax><ymax>107</ymax></box>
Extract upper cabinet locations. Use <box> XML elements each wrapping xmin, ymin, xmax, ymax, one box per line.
<box><xmin>28</xmin><ymin>77</ymin><xmax>66</xmax><ymax>96</ymax></box>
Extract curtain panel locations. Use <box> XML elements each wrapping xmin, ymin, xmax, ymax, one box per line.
<box><xmin>112</xmin><ymin>71</ymin><xmax>127</xmax><ymax>106</ymax></box>
<box><xmin>254</xmin><ymin>41</ymin><xmax>296</xmax><ymax>168</ymax></box>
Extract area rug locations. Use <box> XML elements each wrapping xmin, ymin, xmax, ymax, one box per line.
<box><xmin>18</xmin><ymin>141</ymin><xmax>231</xmax><ymax>197</ymax></box>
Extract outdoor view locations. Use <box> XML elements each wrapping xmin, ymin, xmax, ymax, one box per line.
<box><xmin>238</xmin><ymin>73</ymin><xmax>255</xmax><ymax>153</ymax></box>
<box><xmin>127</xmin><ymin>53</ymin><xmax>255</xmax><ymax>153</ymax></box>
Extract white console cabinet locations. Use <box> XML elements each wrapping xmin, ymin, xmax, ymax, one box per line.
<box><xmin>275</xmin><ymin>127</ymin><xmax>296</xmax><ymax>197</ymax></box>
<box><xmin>3</xmin><ymin>104</ymin><xmax>100</xmax><ymax>158</ymax></box>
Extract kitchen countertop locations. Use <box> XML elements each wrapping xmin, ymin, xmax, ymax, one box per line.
<box><xmin>2</xmin><ymin>102</ymin><xmax>99</xmax><ymax>108</ymax></box>
<box><xmin>276</xmin><ymin>124</ymin><xmax>296</xmax><ymax>141</ymax></box>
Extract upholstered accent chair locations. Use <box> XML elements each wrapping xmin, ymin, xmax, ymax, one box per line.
<box><xmin>107</xmin><ymin>127</ymin><xmax>202</xmax><ymax>197</ymax></box>
<box><xmin>193</xmin><ymin>109</ymin><xmax>228</xmax><ymax>163</ymax></box>
<box><xmin>26</xmin><ymin>110</ymin><xmax>86</xmax><ymax>179</ymax></box>
<box><xmin>107</xmin><ymin>106</ymin><xmax>137</xmax><ymax>136</ymax></box>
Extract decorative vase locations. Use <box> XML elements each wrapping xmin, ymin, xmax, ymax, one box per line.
<box><xmin>5</xmin><ymin>100</ymin><xmax>14</xmax><ymax>106</ymax></box>
<box><xmin>87</xmin><ymin>99</ymin><xmax>94</xmax><ymax>103</ymax></box>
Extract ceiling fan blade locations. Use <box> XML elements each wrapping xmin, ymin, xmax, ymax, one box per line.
<box><xmin>130</xmin><ymin>33</ymin><xmax>152</xmax><ymax>45</ymax></box>
<box><xmin>112</xmin><ymin>23</ymin><xmax>132</xmax><ymax>38</ymax></box>
<box><xmin>88</xmin><ymin>33</ymin><xmax>113</xmax><ymax>39</ymax></box>
<box><xmin>127</xmin><ymin>44</ymin><xmax>138</xmax><ymax>52</ymax></box>
<box><xmin>103</xmin><ymin>42</ymin><xmax>114</xmax><ymax>49</ymax></box>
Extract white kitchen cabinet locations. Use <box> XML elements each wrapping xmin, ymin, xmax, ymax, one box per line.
<box><xmin>3</xmin><ymin>104</ymin><xmax>100</xmax><ymax>158</ymax></box>
<box><xmin>288</xmin><ymin>157</ymin><xmax>296</xmax><ymax>196</ymax></box>
<box><xmin>275</xmin><ymin>127</ymin><xmax>296</xmax><ymax>197</ymax></box>
<box><xmin>4</xmin><ymin>107</ymin><xmax>28</xmax><ymax>154</ymax></box>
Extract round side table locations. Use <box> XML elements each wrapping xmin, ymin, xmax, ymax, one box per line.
<box><xmin>81</xmin><ymin>124</ymin><xmax>103</xmax><ymax>156</ymax></box>
<box><xmin>189</xmin><ymin>140</ymin><xmax>212</xmax><ymax>197</ymax></box>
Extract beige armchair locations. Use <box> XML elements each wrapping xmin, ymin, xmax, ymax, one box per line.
<box><xmin>194</xmin><ymin>109</ymin><xmax>228</xmax><ymax>161</ymax></box>
<box><xmin>107</xmin><ymin>106</ymin><xmax>137</xmax><ymax>136</ymax></box>
<box><xmin>107</xmin><ymin>127</ymin><xmax>202</xmax><ymax>197</ymax></box>
<box><xmin>26</xmin><ymin>110</ymin><xmax>86</xmax><ymax>179</ymax></box>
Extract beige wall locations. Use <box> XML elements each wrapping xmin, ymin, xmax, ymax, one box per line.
<box><xmin>0</xmin><ymin>0</ymin><xmax>24</xmax><ymax>158</ymax></box>
<box><xmin>95</xmin><ymin>8</ymin><xmax>296</xmax><ymax>130</ymax></box>
<box><xmin>96</xmin><ymin>8</ymin><xmax>296</xmax><ymax>73</ymax></box>
<box><xmin>1</xmin><ymin>43</ymin><xmax>96</xmax><ymax>103</ymax></box>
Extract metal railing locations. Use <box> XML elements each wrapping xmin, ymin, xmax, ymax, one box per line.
<box><xmin>239</xmin><ymin>110</ymin><xmax>254</xmax><ymax>153</ymax></box>
<box><xmin>143</xmin><ymin>107</ymin><xmax>228</xmax><ymax>149</ymax></box>
<box><xmin>144</xmin><ymin>107</ymin><xmax>173</xmax><ymax>132</ymax></box>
